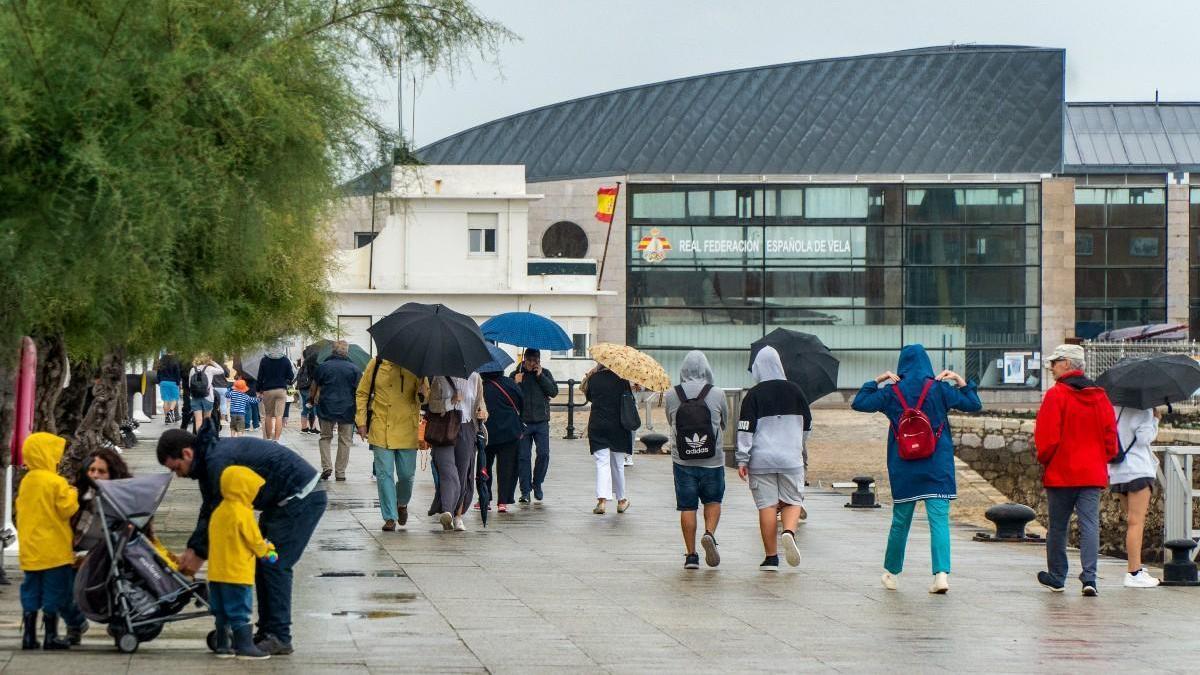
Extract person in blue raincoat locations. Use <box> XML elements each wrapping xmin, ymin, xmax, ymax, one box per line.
<box><xmin>851</xmin><ymin>344</ymin><xmax>982</xmax><ymax>594</ymax></box>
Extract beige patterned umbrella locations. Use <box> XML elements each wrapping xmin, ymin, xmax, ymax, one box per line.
<box><xmin>588</xmin><ymin>343</ymin><xmax>671</xmax><ymax>392</ymax></box>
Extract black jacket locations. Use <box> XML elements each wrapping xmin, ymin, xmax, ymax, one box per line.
<box><xmin>584</xmin><ymin>369</ymin><xmax>633</xmax><ymax>454</ymax></box>
<box><xmin>509</xmin><ymin>366</ymin><xmax>558</xmax><ymax>423</ymax></box>
<box><xmin>184</xmin><ymin>422</ymin><xmax>318</xmax><ymax>558</ymax></box>
<box><xmin>257</xmin><ymin>355</ymin><xmax>295</xmax><ymax>391</ymax></box>
<box><xmin>482</xmin><ymin>373</ymin><xmax>525</xmax><ymax>445</ymax></box>
<box><xmin>156</xmin><ymin>355</ymin><xmax>182</xmax><ymax>386</ymax></box>
<box><xmin>314</xmin><ymin>355</ymin><xmax>362</xmax><ymax>424</ymax></box>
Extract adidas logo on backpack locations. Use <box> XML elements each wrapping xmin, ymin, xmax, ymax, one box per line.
<box><xmin>674</xmin><ymin>384</ymin><xmax>717</xmax><ymax>460</ymax></box>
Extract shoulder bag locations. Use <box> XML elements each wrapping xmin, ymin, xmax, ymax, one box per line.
<box><xmin>619</xmin><ymin>380</ymin><xmax>642</xmax><ymax>432</ymax></box>
<box><xmin>424</xmin><ymin>377</ymin><xmax>462</xmax><ymax>446</ymax></box>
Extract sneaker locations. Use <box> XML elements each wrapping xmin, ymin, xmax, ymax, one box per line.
<box><xmin>439</xmin><ymin>512</ymin><xmax>454</xmax><ymax>531</ymax></box>
<box><xmin>781</xmin><ymin>530</ymin><xmax>801</xmax><ymax>567</ymax></box>
<box><xmin>382</xmin><ymin>519</ymin><xmax>396</xmax><ymax>532</ymax></box>
<box><xmin>624</xmin><ymin>455</ymin><xmax>633</xmax><ymax>467</ymax></box>
<box><xmin>617</xmin><ymin>499</ymin><xmax>630</xmax><ymax>513</ymax></box>
<box><xmin>453</xmin><ymin>516</ymin><xmax>466</xmax><ymax>532</ymax></box>
<box><xmin>700</xmin><ymin>532</ymin><xmax>720</xmax><ymax>567</ymax></box>
<box><xmin>319</xmin><ymin>469</ymin><xmax>332</xmax><ymax>481</ymax></box>
<box><xmin>1124</xmin><ymin>569</ymin><xmax>1160</xmax><ymax>588</ymax></box>
<box><xmin>1081</xmin><ymin>582</ymin><xmax>1098</xmax><ymax>597</ymax></box>
<box><xmin>929</xmin><ymin>572</ymin><xmax>949</xmax><ymax>594</ymax></box>
<box><xmin>497</xmin><ymin>503</ymin><xmax>508</xmax><ymax>513</ymax></box>
<box><xmin>759</xmin><ymin>555</ymin><xmax>780</xmax><ymax>572</ymax></box>
<box><xmin>472</xmin><ymin>502</ymin><xmax>482</xmax><ymax>511</ymax></box>
<box><xmin>684</xmin><ymin>553</ymin><xmax>700</xmax><ymax>570</ymax></box>
<box><xmin>1037</xmin><ymin>571</ymin><xmax>1064</xmax><ymax>592</ymax></box>
<box><xmin>881</xmin><ymin>572</ymin><xmax>898</xmax><ymax>590</ymax></box>
<box><xmin>335</xmin><ymin>475</ymin><xmax>346</xmax><ymax>482</ymax></box>
<box><xmin>518</xmin><ymin>494</ymin><xmax>530</xmax><ymax>504</ymax></box>
<box><xmin>398</xmin><ymin>506</ymin><xmax>408</xmax><ymax>526</ymax></box>
<box><xmin>252</xmin><ymin>633</ymin><xmax>292</xmax><ymax>656</ymax></box>
<box><xmin>533</xmin><ymin>485</ymin><xmax>544</xmax><ymax>501</ymax></box>
<box><xmin>592</xmin><ymin>501</ymin><xmax>606</xmax><ymax>515</ymax></box>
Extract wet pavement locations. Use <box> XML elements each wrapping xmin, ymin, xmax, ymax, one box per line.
<box><xmin>1</xmin><ymin>416</ymin><xmax>1196</xmax><ymax>673</ymax></box>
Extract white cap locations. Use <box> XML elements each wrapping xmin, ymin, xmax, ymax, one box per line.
<box><xmin>1046</xmin><ymin>344</ymin><xmax>1085</xmax><ymax>368</ymax></box>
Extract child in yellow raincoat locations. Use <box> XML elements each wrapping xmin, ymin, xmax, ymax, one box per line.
<box><xmin>208</xmin><ymin>465</ymin><xmax>277</xmax><ymax>660</ymax></box>
<box><xmin>16</xmin><ymin>432</ymin><xmax>79</xmax><ymax>650</ymax></box>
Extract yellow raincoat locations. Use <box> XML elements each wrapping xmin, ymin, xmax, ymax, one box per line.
<box><xmin>355</xmin><ymin>358</ymin><xmax>422</xmax><ymax>449</ymax></box>
<box><xmin>207</xmin><ymin>466</ymin><xmax>271</xmax><ymax>585</ymax></box>
<box><xmin>16</xmin><ymin>433</ymin><xmax>79</xmax><ymax>571</ymax></box>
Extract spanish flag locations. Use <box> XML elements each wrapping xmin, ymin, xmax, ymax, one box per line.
<box><xmin>595</xmin><ymin>186</ymin><xmax>619</xmax><ymax>223</ymax></box>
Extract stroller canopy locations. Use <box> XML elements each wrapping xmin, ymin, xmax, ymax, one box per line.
<box><xmin>97</xmin><ymin>473</ymin><xmax>173</xmax><ymax>528</ymax></box>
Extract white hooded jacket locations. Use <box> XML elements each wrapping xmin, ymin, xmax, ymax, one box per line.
<box><xmin>735</xmin><ymin>347</ymin><xmax>812</xmax><ymax>474</ymax></box>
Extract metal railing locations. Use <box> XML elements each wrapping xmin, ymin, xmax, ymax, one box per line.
<box><xmin>1157</xmin><ymin>446</ymin><xmax>1200</xmax><ymax>561</ymax></box>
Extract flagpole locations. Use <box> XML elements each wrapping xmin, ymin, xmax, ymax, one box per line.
<box><xmin>596</xmin><ymin>181</ymin><xmax>622</xmax><ymax>291</ymax></box>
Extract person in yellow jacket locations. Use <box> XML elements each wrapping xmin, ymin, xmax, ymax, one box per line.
<box><xmin>355</xmin><ymin>357</ymin><xmax>423</xmax><ymax>531</ymax></box>
<box><xmin>16</xmin><ymin>432</ymin><xmax>78</xmax><ymax>650</ymax></box>
<box><xmin>208</xmin><ymin>466</ymin><xmax>276</xmax><ymax>660</ymax></box>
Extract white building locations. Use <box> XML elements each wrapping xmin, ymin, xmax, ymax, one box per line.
<box><xmin>329</xmin><ymin>164</ymin><xmax>612</xmax><ymax>381</ymax></box>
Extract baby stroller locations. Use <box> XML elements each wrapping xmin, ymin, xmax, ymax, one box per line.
<box><xmin>74</xmin><ymin>472</ymin><xmax>211</xmax><ymax>653</ymax></box>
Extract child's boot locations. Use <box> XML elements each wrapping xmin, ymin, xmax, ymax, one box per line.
<box><xmin>67</xmin><ymin>619</ymin><xmax>88</xmax><ymax>645</ymax></box>
<box><xmin>22</xmin><ymin>612</ymin><xmax>38</xmax><ymax>650</ymax></box>
<box><xmin>41</xmin><ymin>613</ymin><xmax>70</xmax><ymax>650</ymax></box>
<box><xmin>214</xmin><ymin>625</ymin><xmax>235</xmax><ymax>659</ymax></box>
<box><xmin>232</xmin><ymin>625</ymin><xmax>270</xmax><ymax>660</ymax></box>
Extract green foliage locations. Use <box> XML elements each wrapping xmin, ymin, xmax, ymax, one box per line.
<box><xmin>0</xmin><ymin>0</ymin><xmax>511</xmax><ymax>360</ymax></box>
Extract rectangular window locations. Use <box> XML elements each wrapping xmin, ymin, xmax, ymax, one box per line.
<box><xmin>804</xmin><ymin>187</ymin><xmax>869</xmax><ymax>219</ymax></box>
<box><xmin>467</xmin><ymin>212</ymin><xmax>498</xmax><ymax>254</ymax></box>
<box><xmin>631</xmin><ymin>191</ymin><xmax>686</xmax><ymax>219</ymax></box>
<box><xmin>354</xmin><ymin>231</ymin><xmax>378</xmax><ymax>248</ymax></box>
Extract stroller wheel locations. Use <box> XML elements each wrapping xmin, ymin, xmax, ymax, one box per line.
<box><xmin>116</xmin><ymin>632</ymin><xmax>139</xmax><ymax>653</ymax></box>
<box><xmin>206</xmin><ymin>629</ymin><xmax>218</xmax><ymax>652</ymax></box>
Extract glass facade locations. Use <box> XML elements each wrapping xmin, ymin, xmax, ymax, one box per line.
<box><xmin>1074</xmin><ymin>187</ymin><xmax>1167</xmax><ymax>338</ymax></box>
<box><xmin>1191</xmin><ymin>188</ymin><xmax>1200</xmax><ymax>339</ymax></box>
<box><xmin>627</xmin><ymin>184</ymin><xmax>1041</xmax><ymax>390</ymax></box>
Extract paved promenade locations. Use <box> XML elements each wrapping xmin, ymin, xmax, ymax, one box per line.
<box><xmin>1</xmin><ymin>418</ymin><xmax>1196</xmax><ymax>673</ymax></box>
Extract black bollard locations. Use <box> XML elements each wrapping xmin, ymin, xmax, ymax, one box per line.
<box><xmin>845</xmin><ymin>476</ymin><xmax>881</xmax><ymax>509</ymax></box>
<box><xmin>563</xmin><ymin>379</ymin><xmax>578</xmax><ymax>440</ymax></box>
<box><xmin>986</xmin><ymin>503</ymin><xmax>1037</xmax><ymax>539</ymax></box>
<box><xmin>1161</xmin><ymin>539</ymin><xmax>1200</xmax><ymax>586</ymax></box>
<box><xmin>640</xmin><ymin>432</ymin><xmax>668</xmax><ymax>454</ymax></box>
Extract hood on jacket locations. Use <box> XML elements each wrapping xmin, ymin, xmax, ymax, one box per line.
<box><xmin>1055</xmin><ymin>369</ymin><xmax>1113</xmax><ymax>405</ymax></box>
<box><xmin>751</xmin><ymin>346</ymin><xmax>786</xmax><ymax>383</ymax></box>
<box><xmin>679</xmin><ymin>350</ymin><xmax>715</xmax><ymax>385</ymax></box>
<box><xmin>219</xmin><ymin>465</ymin><xmax>266</xmax><ymax>506</ymax></box>
<box><xmin>23</xmin><ymin>433</ymin><xmax>66</xmax><ymax>472</ymax></box>
<box><xmin>897</xmin><ymin>344</ymin><xmax>935</xmax><ymax>381</ymax></box>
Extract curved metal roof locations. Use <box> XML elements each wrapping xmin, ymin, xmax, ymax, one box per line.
<box><xmin>418</xmin><ymin>45</ymin><xmax>1065</xmax><ymax>181</ymax></box>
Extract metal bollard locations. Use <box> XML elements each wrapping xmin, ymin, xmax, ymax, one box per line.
<box><xmin>973</xmin><ymin>503</ymin><xmax>1044</xmax><ymax>542</ymax></box>
<box><xmin>1161</xmin><ymin>539</ymin><xmax>1200</xmax><ymax>586</ymax></box>
<box><xmin>563</xmin><ymin>379</ymin><xmax>579</xmax><ymax>440</ymax></box>
<box><xmin>844</xmin><ymin>476</ymin><xmax>881</xmax><ymax>509</ymax></box>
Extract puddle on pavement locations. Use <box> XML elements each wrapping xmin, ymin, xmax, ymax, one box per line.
<box><xmin>309</xmin><ymin>610</ymin><xmax>410</xmax><ymax>620</ymax></box>
<box><xmin>374</xmin><ymin>570</ymin><xmax>407</xmax><ymax>577</ymax></box>
<box><xmin>325</xmin><ymin>499</ymin><xmax>380</xmax><ymax>510</ymax></box>
<box><xmin>368</xmin><ymin>592</ymin><xmax>417</xmax><ymax>602</ymax></box>
<box><xmin>318</xmin><ymin>542</ymin><xmax>366</xmax><ymax>551</ymax></box>
<box><xmin>316</xmin><ymin>571</ymin><xmax>366</xmax><ymax>577</ymax></box>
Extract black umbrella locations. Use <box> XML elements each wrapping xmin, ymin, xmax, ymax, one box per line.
<box><xmin>368</xmin><ymin>303</ymin><xmax>491</xmax><ymax>378</ymax></box>
<box><xmin>475</xmin><ymin>426</ymin><xmax>490</xmax><ymax>527</ymax></box>
<box><xmin>1097</xmin><ymin>353</ymin><xmax>1200</xmax><ymax>409</ymax></box>
<box><xmin>749</xmin><ymin>328</ymin><xmax>840</xmax><ymax>401</ymax></box>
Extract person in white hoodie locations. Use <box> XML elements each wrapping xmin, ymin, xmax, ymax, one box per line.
<box><xmin>736</xmin><ymin>346</ymin><xmax>811</xmax><ymax>571</ymax></box>
<box><xmin>1109</xmin><ymin>405</ymin><xmax>1161</xmax><ymax>588</ymax></box>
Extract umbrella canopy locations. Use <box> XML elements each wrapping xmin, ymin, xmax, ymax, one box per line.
<box><xmin>1097</xmin><ymin>353</ymin><xmax>1200</xmax><ymax>409</ymax></box>
<box><xmin>476</xmin><ymin>343</ymin><xmax>514</xmax><ymax>374</ymax></box>
<box><xmin>588</xmin><ymin>343</ymin><xmax>671</xmax><ymax>392</ymax></box>
<box><xmin>475</xmin><ymin>427</ymin><xmax>490</xmax><ymax>527</ymax></box>
<box><xmin>316</xmin><ymin>342</ymin><xmax>372</xmax><ymax>370</ymax></box>
<box><xmin>237</xmin><ymin>350</ymin><xmax>269</xmax><ymax>380</ymax></box>
<box><xmin>480</xmin><ymin>312</ymin><xmax>573</xmax><ymax>351</ymax></box>
<box><xmin>749</xmin><ymin>328</ymin><xmax>840</xmax><ymax>401</ymax></box>
<box><xmin>368</xmin><ymin>302</ymin><xmax>491</xmax><ymax>378</ymax></box>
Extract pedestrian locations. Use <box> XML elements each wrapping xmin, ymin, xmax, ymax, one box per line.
<box><xmin>663</xmin><ymin>350</ymin><xmax>728</xmax><ymax>570</ymax></box>
<box><xmin>1109</xmin><ymin>404</ymin><xmax>1162</xmax><ymax>588</ymax></box>
<box><xmin>356</xmin><ymin>357</ymin><xmax>422</xmax><ymax>531</ymax></box>
<box><xmin>511</xmin><ymin>348</ymin><xmax>558</xmax><ymax>503</ymax></box>
<box><xmin>207</xmin><ymin>466</ymin><xmax>275</xmax><ymax>660</ymax></box>
<box><xmin>480</xmin><ymin>365</ymin><xmax>524</xmax><ymax>513</ymax></box>
<box><xmin>313</xmin><ymin>341</ymin><xmax>363</xmax><ymax>481</ymax></box>
<box><xmin>851</xmin><ymin>344</ymin><xmax>981</xmax><ymax>593</ymax></box>
<box><xmin>156</xmin><ymin>351</ymin><xmax>183</xmax><ymax>424</ymax></box>
<box><xmin>1034</xmin><ymin>344</ymin><xmax>1118</xmax><ymax>596</ymax></box>
<box><xmin>426</xmin><ymin>373</ymin><xmax>488</xmax><ymax>532</ymax></box>
<box><xmin>296</xmin><ymin>356</ymin><xmax>318</xmax><ymax>434</ymax></box>
<box><xmin>157</xmin><ymin>423</ymin><xmax>326</xmax><ymax>655</ymax></box>
<box><xmin>211</xmin><ymin>358</ymin><xmax>232</xmax><ymax>423</ymax></box>
<box><xmin>16</xmin><ymin>433</ymin><xmax>78</xmax><ymax>650</ymax></box>
<box><xmin>735</xmin><ymin>346</ymin><xmax>809</xmax><ymax>571</ymax></box>
<box><xmin>187</xmin><ymin>354</ymin><xmax>226</xmax><ymax>432</ymax></box>
<box><xmin>227</xmin><ymin>378</ymin><xmax>252</xmax><ymax>438</ymax></box>
<box><xmin>582</xmin><ymin>364</ymin><xmax>635</xmax><ymax>515</ymax></box>
<box><xmin>242</xmin><ymin>374</ymin><xmax>262</xmax><ymax>431</ymax></box>
<box><xmin>256</xmin><ymin>349</ymin><xmax>294</xmax><ymax>442</ymax></box>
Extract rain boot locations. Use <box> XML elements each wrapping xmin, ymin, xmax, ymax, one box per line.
<box><xmin>22</xmin><ymin>612</ymin><xmax>38</xmax><ymax>650</ymax></box>
<box><xmin>214</xmin><ymin>624</ymin><xmax>234</xmax><ymax>659</ymax></box>
<box><xmin>67</xmin><ymin>619</ymin><xmax>88</xmax><ymax>645</ymax></box>
<box><xmin>232</xmin><ymin>625</ymin><xmax>269</xmax><ymax>660</ymax></box>
<box><xmin>42</xmin><ymin>614</ymin><xmax>70</xmax><ymax>650</ymax></box>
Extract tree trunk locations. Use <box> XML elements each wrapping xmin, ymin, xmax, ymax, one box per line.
<box><xmin>33</xmin><ymin>333</ymin><xmax>67</xmax><ymax>434</ymax></box>
<box><xmin>61</xmin><ymin>348</ymin><xmax>126</xmax><ymax>479</ymax></box>
<box><xmin>55</xmin><ymin>359</ymin><xmax>94</xmax><ymax>439</ymax></box>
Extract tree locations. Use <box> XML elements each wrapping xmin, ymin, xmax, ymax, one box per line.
<box><xmin>0</xmin><ymin>0</ymin><xmax>513</xmax><ymax>469</ymax></box>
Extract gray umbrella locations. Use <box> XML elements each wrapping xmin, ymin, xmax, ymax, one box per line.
<box><xmin>237</xmin><ymin>349</ymin><xmax>272</xmax><ymax>380</ymax></box>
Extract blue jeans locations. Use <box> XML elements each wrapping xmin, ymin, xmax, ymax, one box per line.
<box><xmin>20</xmin><ymin>564</ymin><xmax>73</xmax><ymax>614</ymax></box>
<box><xmin>1045</xmin><ymin>487</ymin><xmax>1101</xmax><ymax>586</ymax></box>
<box><xmin>372</xmin><ymin>447</ymin><xmax>417</xmax><ymax>521</ymax></box>
<box><xmin>209</xmin><ymin>581</ymin><xmax>254</xmax><ymax>631</ymax></box>
<box><xmin>518</xmin><ymin>420</ymin><xmax>551</xmax><ymax>496</ymax></box>
<box><xmin>245</xmin><ymin>398</ymin><xmax>261</xmax><ymax>429</ymax></box>
<box><xmin>673</xmin><ymin>463</ymin><xmax>725</xmax><ymax>510</ymax></box>
<box><xmin>884</xmin><ymin>499</ymin><xmax>951</xmax><ymax>575</ymax></box>
<box><xmin>300</xmin><ymin>391</ymin><xmax>316</xmax><ymax>425</ymax></box>
<box><xmin>255</xmin><ymin>487</ymin><xmax>327</xmax><ymax>643</ymax></box>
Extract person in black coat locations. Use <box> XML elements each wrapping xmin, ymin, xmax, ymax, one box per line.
<box><xmin>582</xmin><ymin>365</ymin><xmax>634</xmax><ymax>515</ymax></box>
<box><xmin>480</xmin><ymin>369</ymin><xmax>524</xmax><ymax>512</ymax></box>
<box><xmin>313</xmin><ymin>341</ymin><xmax>363</xmax><ymax>481</ymax></box>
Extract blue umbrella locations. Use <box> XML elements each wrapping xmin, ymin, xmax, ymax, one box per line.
<box><xmin>475</xmin><ymin>343</ymin><xmax>514</xmax><ymax>374</ymax></box>
<box><xmin>480</xmin><ymin>312</ymin><xmax>572</xmax><ymax>351</ymax></box>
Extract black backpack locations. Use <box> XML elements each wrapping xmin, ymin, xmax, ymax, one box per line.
<box><xmin>187</xmin><ymin>366</ymin><xmax>209</xmax><ymax>400</ymax></box>
<box><xmin>674</xmin><ymin>384</ymin><xmax>717</xmax><ymax>460</ymax></box>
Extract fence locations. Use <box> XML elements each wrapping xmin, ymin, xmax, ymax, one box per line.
<box><xmin>1156</xmin><ymin>447</ymin><xmax>1200</xmax><ymax>561</ymax></box>
<box><xmin>1083</xmin><ymin>340</ymin><xmax>1200</xmax><ymax>410</ymax></box>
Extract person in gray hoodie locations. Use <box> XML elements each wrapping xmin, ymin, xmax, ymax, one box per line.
<box><xmin>664</xmin><ymin>351</ymin><xmax>729</xmax><ymax>570</ymax></box>
<box><xmin>736</xmin><ymin>346</ymin><xmax>811</xmax><ymax>571</ymax></box>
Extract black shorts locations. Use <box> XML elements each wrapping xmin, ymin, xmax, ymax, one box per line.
<box><xmin>1110</xmin><ymin>476</ymin><xmax>1155</xmax><ymax>494</ymax></box>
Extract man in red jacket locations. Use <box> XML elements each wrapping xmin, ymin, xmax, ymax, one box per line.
<box><xmin>1033</xmin><ymin>344</ymin><xmax>1117</xmax><ymax>596</ymax></box>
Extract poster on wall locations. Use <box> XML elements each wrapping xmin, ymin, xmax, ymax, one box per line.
<box><xmin>1003</xmin><ymin>352</ymin><xmax>1026</xmax><ymax>385</ymax></box>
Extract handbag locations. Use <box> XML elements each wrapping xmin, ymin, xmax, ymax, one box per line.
<box><xmin>619</xmin><ymin>382</ymin><xmax>641</xmax><ymax>432</ymax></box>
<box><xmin>424</xmin><ymin>377</ymin><xmax>462</xmax><ymax>446</ymax></box>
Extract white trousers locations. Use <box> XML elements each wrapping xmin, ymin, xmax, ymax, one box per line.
<box><xmin>594</xmin><ymin>448</ymin><xmax>627</xmax><ymax>500</ymax></box>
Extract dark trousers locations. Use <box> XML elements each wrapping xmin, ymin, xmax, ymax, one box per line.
<box><xmin>209</xmin><ymin>581</ymin><xmax>254</xmax><ymax>631</ymax></box>
<box><xmin>19</xmin><ymin>565</ymin><xmax>73</xmax><ymax>614</ymax></box>
<box><xmin>255</xmin><ymin>487</ymin><xmax>327</xmax><ymax>643</ymax></box>
<box><xmin>430</xmin><ymin>423</ymin><xmax>476</xmax><ymax>516</ymax></box>
<box><xmin>518</xmin><ymin>420</ymin><xmax>551</xmax><ymax>496</ymax></box>
<box><xmin>485</xmin><ymin>440</ymin><xmax>520</xmax><ymax>505</ymax></box>
<box><xmin>246</xmin><ymin>398</ymin><xmax>261</xmax><ymax>429</ymax></box>
<box><xmin>1045</xmin><ymin>486</ymin><xmax>1101</xmax><ymax>586</ymax></box>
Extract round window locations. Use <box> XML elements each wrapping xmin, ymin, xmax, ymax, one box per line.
<box><xmin>540</xmin><ymin>221</ymin><xmax>589</xmax><ymax>258</ymax></box>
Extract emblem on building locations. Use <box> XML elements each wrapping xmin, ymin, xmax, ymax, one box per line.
<box><xmin>636</xmin><ymin>228</ymin><xmax>672</xmax><ymax>263</ymax></box>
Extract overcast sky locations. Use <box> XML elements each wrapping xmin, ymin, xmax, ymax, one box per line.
<box><xmin>369</xmin><ymin>0</ymin><xmax>1200</xmax><ymax>149</ymax></box>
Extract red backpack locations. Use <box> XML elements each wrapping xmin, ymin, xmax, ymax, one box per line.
<box><xmin>891</xmin><ymin>379</ymin><xmax>943</xmax><ymax>461</ymax></box>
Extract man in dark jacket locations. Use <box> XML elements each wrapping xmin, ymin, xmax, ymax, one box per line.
<box><xmin>156</xmin><ymin>352</ymin><xmax>183</xmax><ymax>424</ymax></box>
<box><xmin>313</xmin><ymin>341</ymin><xmax>363</xmax><ymax>481</ymax></box>
<box><xmin>257</xmin><ymin>351</ymin><xmax>294</xmax><ymax>441</ymax></box>
<box><xmin>510</xmin><ymin>348</ymin><xmax>558</xmax><ymax>503</ymax></box>
<box><xmin>157</xmin><ymin>423</ymin><xmax>325</xmax><ymax>655</ymax></box>
<box><xmin>1034</xmin><ymin>344</ymin><xmax>1117</xmax><ymax>596</ymax></box>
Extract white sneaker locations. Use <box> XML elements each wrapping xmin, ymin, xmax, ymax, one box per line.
<box><xmin>781</xmin><ymin>531</ymin><xmax>801</xmax><ymax>567</ymax></box>
<box><xmin>624</xmin><ymin>455</ymin><xmax>633</xmax><ymax>466</ymax></box>
<box><xmin>881</xmin><ymin>572</ymin><xmax>898</xmax><ymax>590</ymax></box>
<box><xmin>452</xmin><ymin>516</ymin><xmax>467</xmax><ymax>532</ymax></box>
<box><xmin>929</xmin><ymin>572</ymin><xmax>949</xmax><ymax>594</ymax></box>
<box><xmin>1124</xmin><ymin>569</ymin><xmax>1161</xmax><ymax>588</ymax></box>
<box><xmin>439</xmin><ymin>512</ymin><xmax>453</xmax><ymax>531</ymax></box>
